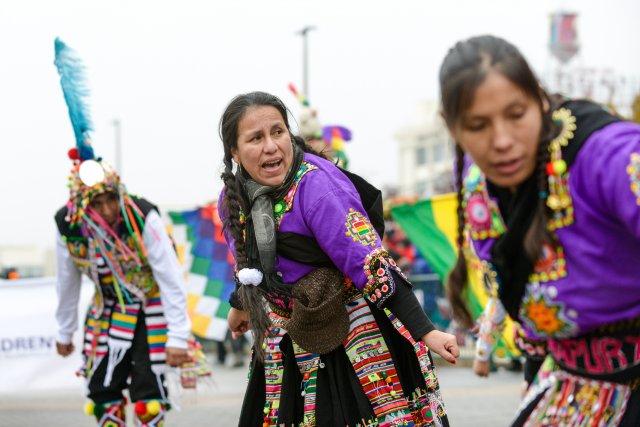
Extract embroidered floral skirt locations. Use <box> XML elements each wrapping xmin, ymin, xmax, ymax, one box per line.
<box><xmin>511</xmin><ymin>329</ymin><xmax>640</xmax><ymax>427</ymax></box>
<box><xmin>238</xmin><ymin>293</ymin><xmax>448</xmax><ymax>427</ymax></box>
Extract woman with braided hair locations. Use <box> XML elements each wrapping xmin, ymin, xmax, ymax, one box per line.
<box><xmin>441</xmin><ymin>35</ymin><xmax>640</xmax><ymax>425</ymax></box>
<box><xmin>218</xmin><ymin>91</ymin><xmax>457</xmax><ymax>426</ymax></box>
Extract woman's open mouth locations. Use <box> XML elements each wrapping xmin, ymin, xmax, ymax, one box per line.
<box><xmin>261</xmin><ymin>158</ymin><xmax>283</xmax><ymax>174</ymax></box>
<box><xmin>493</xmin><ymin>157</ymin><xmax>523</xmax><ymax>176</ymax></box>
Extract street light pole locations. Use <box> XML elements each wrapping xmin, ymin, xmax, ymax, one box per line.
<box><xmin>112</xmin><ymin>119</ymin><xmax>122</xmax><ymax>175</ymax></box>
<box><xmin>296</xmin><ymin>26</ymin><xmax>316</xmax><ymax>98</ymax></box>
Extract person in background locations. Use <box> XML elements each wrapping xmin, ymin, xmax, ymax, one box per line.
<box><xmin>53</xmin><ymin>38</ymin><xmax>190</xmax><ymax>427</ymax></box>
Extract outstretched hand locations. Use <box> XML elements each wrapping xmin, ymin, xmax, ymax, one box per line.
<box><xmin>166</xmin><ymin>347</ymin><xmax>192</xmax><ymax>367</ymax></box>
<box><xmin>422</xmin><ymin>330</ymin><xmax>460</xmax><ymax>364</ymax></box>
<box><xmin>473</xmin><ymin>359</ymin><xmax>491</xmax><ymax>377</ymax></box>
<box><xmin>228</xmin><ymin>308</ymin><xmax>250</xmax><ymax>339</ymax></box>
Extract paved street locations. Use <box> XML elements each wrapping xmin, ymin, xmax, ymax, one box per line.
<box><xmin>0</xmin><ymin>361</ymin><xmax>523</xmax><ymax>426</ymax></box>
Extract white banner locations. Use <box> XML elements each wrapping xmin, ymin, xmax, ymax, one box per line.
<box><xmin>0</xmin><ymin>277</ymin><xmax>93</xmax><ymax>392</ymax></box>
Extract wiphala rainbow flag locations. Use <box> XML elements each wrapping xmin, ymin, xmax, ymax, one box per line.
<box><xmin>169</xmin><ymin>203</ymin><xmax>235</xmax><ymax>341</ymax></box>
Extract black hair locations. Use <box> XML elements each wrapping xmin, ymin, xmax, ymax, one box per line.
<box><xmin>219</xmin><ymin>91</ymin><xmax>325</xmax><ymax>358</ymax></box>
<box><xmin>439</xmin><ymin>36</ymin><xmax>558</xmax><ymax>327</ymax></box>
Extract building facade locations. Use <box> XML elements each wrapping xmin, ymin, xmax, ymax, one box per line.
<box><xmin>395</xmin><ymin>101</ymin><xmax>454</xmax><ymax>198</ymax></box>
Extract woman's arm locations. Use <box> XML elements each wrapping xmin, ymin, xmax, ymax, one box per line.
<box><xmin>300</xmin><ymin>177</ymin><xmax>458</xmax><ymax>362</ymax></box>
<box><xmin>473</xmin><ymin>294</ymin><xmax>507</xmax><ymax>376</ymax></box>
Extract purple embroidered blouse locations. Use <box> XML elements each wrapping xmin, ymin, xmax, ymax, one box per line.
<box><xmin>472</xmin><ymin>121</ymin><xmax>640</xmax><ymax>340</ymax></box>
<box><xmin>221</xmin><ymin>153</ymin><xmax>384</xmax><ymax>291</ymax></box>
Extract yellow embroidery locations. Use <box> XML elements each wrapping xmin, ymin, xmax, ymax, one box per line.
<box><xmin>345</xmin><ymin>208</ymin><xmax>378</xmax><ymax>247</ymax></box>
<box><xmin>529</xmin><ymin>241</ymin><xmax>567</xmax><ymax>283</ymax></box>
<box><xmin>546</xmin><ymin>107</ymin><xmax>577</xmax><ymax>230</ymax></box>
<box><xmin>273</xmin><ymin>161</ymin><xmax>317</xmax><ymax>225</ymax></box>
<box><xmin>626</xmin><ymin>152</ymin><xmax>640</xmax><ymax>206</ymax></box>
<box><xmin>521</xmin><ymin>292</ymin><xmax>575</xmax><ymax>337</ymax></box>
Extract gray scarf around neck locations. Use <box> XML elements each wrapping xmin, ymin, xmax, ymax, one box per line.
<box><xmin>238</xmin><ymin>145</ymin><xmax>303</xmax><ymax>276</ymax></box>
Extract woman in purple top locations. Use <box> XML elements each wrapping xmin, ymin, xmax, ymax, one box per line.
<box><xmin>217</xmin><ymin>92</ymin><xmax>458</xmax><ymax>426</ymax></box>
<box><xmin>442</xmin><ymin>35</ymin><xmax>640</xmax><ymax>426</ymax></box>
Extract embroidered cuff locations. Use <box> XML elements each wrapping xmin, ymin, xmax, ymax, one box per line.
<box><xmin>363</xmin><ymin>249</ymin><xmax>403</xmax><ymax>308</ymax></box>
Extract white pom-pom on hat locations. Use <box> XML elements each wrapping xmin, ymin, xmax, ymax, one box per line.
<box><xmin>237</xmin><ymin>268</ymin><xmax>263</xmax><ymax>286</ymax></box>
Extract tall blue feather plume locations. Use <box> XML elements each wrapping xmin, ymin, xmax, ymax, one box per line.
<box><xmin>54</xmin><ymin>38</ymin><xmax>95</xmax><ymax>160</ymax></box>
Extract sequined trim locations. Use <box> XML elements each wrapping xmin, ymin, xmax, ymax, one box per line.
<box><xmin>529</xmin><ymin>240</ymin><xmax>567</xmax><ymax>283</ymax></box>
<box><xmin>514</xmin><ymin>326</ymin><xmax>548</xmax><ymax>358</ymax></box>
<box><xmin>520</xmin><ymin>286</ymin><xmax>577</xmax><ymax>338</ymax></box>
<box><xmin>273</xmin><ymin>161</ymin><xmax>317</xmax><ymax>226</ymax></box>
<box><xmin>522</xmin><ymin>370</ymin><xmax>630</xmax><ymax>426</ymax></box>
<box><xmin>362</xmin><ymin>248</ymin><xmax>401</xmax><ymax>307</ymax></box>
<box><xmin>626</xmin><ymin>152</ymin><xmax>640</xmax><ymax>206</ymax></box>
<box><xmin>463</xmin><ymin>165</ymin><xmax>506</xmax><ymax>240</ymax></box>
<box><xmin>546</xmin><ymin>107</ymin><xmax>577</xmax><ymax>230</ymax></box>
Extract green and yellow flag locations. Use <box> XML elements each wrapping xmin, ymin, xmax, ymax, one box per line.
<box><xmin>391</xmin><ymin>193</ymin><xmax>519</xmax><ymax>358</ymax></box>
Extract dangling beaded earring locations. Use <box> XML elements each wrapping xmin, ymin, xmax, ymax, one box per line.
<box><xmin>545</xmin><ymin>107</ymin><xmax>577</xmax><ymax>230</ymax></box>
<box><xmin>463</xmin><ymin>165</ymin><xmax>506</xmax><ymax>240</ymax></box>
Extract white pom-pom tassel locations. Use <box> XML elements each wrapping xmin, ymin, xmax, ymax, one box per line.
<box><xmin>237</xmin><ymin>268</ymin><xmax>263</xmax><ymax>286</ymax></box>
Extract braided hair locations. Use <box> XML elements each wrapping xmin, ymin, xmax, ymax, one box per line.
<box><xmin>219</xmin><ymin>91</ymin><xmax>326</xmax><ymax>359</ymax></box>
<box><xmin>448</xmin><ymin>144</ymin><xmax>472</xmax><ymax>327</ymax></box>
<box><xmin>439</xmin><ymin>35</ymin><xmax>560</xmax><ymax>328</ymax></box>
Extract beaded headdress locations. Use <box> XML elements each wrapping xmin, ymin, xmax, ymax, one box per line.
<box><xmin>54</xmin><ymin>38</ymin><xmax>122</xmax><ymax>225</ymax></box>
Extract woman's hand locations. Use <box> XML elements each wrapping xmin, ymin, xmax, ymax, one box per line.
<box><xmin>228</xmin><ymin>308</ymin><xmax>250</xmax><ymax>339</ymax></box>
<box><xmin>473</xmin><ymin>359</ymin><xmax>490</xmax><ymax>377</ymax></box>
<box><xmin>56</xmin><ymin>342</ymin><xmax>74</xmax><ymax>357</ymax></box>
<box><xmin>422</xmin><ymin>330</ymin><xmax>460</xmax><ymax>364</ymax></box>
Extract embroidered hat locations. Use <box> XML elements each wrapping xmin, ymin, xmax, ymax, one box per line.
<box><xmin>286</xmin><ymin>268</ymin><xmax>349</xmax><ymax>354</ymax></box>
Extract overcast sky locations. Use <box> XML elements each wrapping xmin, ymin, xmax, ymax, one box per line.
<box><xmin>1</xmin><ymin>0</ymin><xmax>639</xmax><ymax>248</ymax></box>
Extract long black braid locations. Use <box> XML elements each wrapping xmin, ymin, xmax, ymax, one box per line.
<box><xmin>447</xmin><ymin>144</ymin><xmax>473</xmax><ymax>328</ymax></box>
<box><xmin>219</xmin><ymin>92</ymin><xmax>327</xmax><ymax>361</ymax></box>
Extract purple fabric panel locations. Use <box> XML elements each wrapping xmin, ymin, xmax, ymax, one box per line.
<box><xmin>543</xmin><ymin>121</ymin><xmax>640</xmax><ymax>337</ymax></box>
<box><xmin>466</xmin><ymin>121</ymin><xmax>640</xmax><ymax>340</ymax></box>
<box><xmin>218</xmin><ymin>154</ymin><xmax>384</xmax><ymax>289</ymax></box>
<box><xmin>277</xmin><ymin>154</ymin><xmax>382</xmax><ymax>288</ymax></box>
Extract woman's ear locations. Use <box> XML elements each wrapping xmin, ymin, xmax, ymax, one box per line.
<box><xmin>441</xmin><ymin>111</ymin><xmax>458</xmax><ymax>142</ymax></box>
<box><xmin>540</xmin><ymin>87</ymin><xmax>551</xmax><ymax>113</ymax></box>
<box><xmin>231</xmin><ymin>148</ymin><xmax>240</xmax><ymax>165</ymax></box>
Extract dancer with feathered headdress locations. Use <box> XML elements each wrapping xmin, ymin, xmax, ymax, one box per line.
<box><xmin>52</xmin><ymin>38</ymin><xmax>192</xmax><ymax>427</ymax></box>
